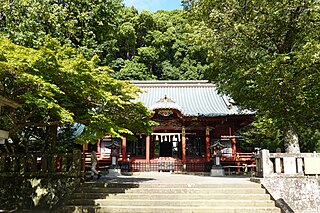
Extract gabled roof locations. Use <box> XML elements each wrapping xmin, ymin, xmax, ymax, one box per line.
<box><xmin>132</xmin><ymin>80</ymin><xmax>252</xmax><ymax>117</ymax></box>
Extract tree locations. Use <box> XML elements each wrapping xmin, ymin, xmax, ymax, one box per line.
<box><xmin>0</xmin><ymin>0</ymin><xmax>124</xmax><ymax>65</ymax></box>
<box><xmin>112</xmin><ymin>9</ymin><xmax>211</xmax><ymax>80</ymax></box>
<box><xmin>0</xmin><ymin>38</ymin><xmax>153</xmax><ymax>152</ymax></box>
<box><xmin>184</xmin><ymin>0</ymin><xmax>320</xmax><ymax>153</ymax></box>
<box><xmin>0</xmin><ymin>1</ymin><xmax>211</xmax><ymax>81</ymax></box>
<box><xmin>118</xmin><ymin>22</ymin><xmax>137</xmax><ymax>59</ymax></box>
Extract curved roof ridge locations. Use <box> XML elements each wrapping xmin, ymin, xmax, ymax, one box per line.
<box><xmin>149</xmin><ymin>95</ymin><xmax>184</xmax><ymax>113</ymax></box>
<box><xmin>131</xmin><ymin>80</ymin><xmax>215</xmax><ymax>87</ymax></box>
<box><xmin>131</xmin><ymin>80</ymin><xmax>209</xmax><ymax>84</ymax></box>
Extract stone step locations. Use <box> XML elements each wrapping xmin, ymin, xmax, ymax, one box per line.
<box><xmin>71</xmin><ymin>192</ymin><xmax>271</xmax><ymax>200</ymax></box>
<box><xmin>67</xmin><ymin>198</ymin><xmax>276</xmax><ymax>207</ymax></box>
<box><xmin>82</xmin><ymin>182</ymin><xmax>262</xmax><ymax>189</ymax></box>
<box><xmin>62</xmin><ymin>176</ymin><xmax>280</xmax><ymax>213</ymax></box>
<box><xmin>77</xmin><ymin>187</ymin><xmax>266</xmax><ymax>194</ymax></box>
<box><xmin>62</xmin><ymin>205</ymin><xmax>281</xmax><ymax>213</ymax></box>
<box><xmin>126</xmin><ymin>187</ymin><xmax>266</xmax><ymax>194</ymax></box>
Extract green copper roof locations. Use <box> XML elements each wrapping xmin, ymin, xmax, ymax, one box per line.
<box><xmin>132</xmin><ymin>80</ymin><xmax>252</xmax><ymax>117</ymax></box>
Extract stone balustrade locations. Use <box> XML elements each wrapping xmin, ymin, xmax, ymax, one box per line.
<box><xmin>0</xmin><ymin>150</ymin><xmax>82</xmax><ymax>177</ymax></box>
<box><xmin>255</xmin><ymin>149</ymin><xmax>320</xmax><ymax>178</ymax></box>
<box><xmin>0</xmin><ymin>150</ymin><xmax>82</xmax><ymax>211</ymax></box>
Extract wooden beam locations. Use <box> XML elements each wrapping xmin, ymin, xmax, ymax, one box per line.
<box><xmin>0</xmin><ymin>96</ymin><xmax>21</xmax><ymax>108</ymax></box>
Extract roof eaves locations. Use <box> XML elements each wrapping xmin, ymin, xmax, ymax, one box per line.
<box><xmin>132</xmin><ymin>80</ymin><xmax>215</xmax><ymax>88</ymax></box>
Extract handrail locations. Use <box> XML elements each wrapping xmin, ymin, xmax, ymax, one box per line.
<box><xmin>255</xmin><ymin>149</ymin><xmax>320</xmax><ymax>178</ymax></box>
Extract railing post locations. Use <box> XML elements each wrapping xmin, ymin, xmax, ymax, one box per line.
<box><xmin>60</xmin><ymin>154</ymin><xmax>67</xmax><ymax>172</ymax></box>
<box><xmin>275</xmin><ymin>157</ymin><xmax>281</xmax><ymax>174</ymax></box>
<box><xmin>0</xmin><ymin>153</ymin><xmax>4</xmax><ymax>172</ymax></box>
<box><xmin>41</xmin><ymin>156</ymin><xmax>48</xmax><ymax>172</ymax></box>
<box><xmin>297</xmin><ymin>158</ymin><xmax>304</xmax><ymax>174</ymax></box>
<box><xmin>72</xmin><ymin>149</ymin><xmax>81</xmax><ymax>177</ymax></box>
<box><xmin>261</xmin><ymin>149</ymin><xmax>273</xmax><ymax>177</ymax></box>
<box><xmin>81</xmin><ymin>152</ymin><xmax>86</xmax><ymax>178</ymax></box>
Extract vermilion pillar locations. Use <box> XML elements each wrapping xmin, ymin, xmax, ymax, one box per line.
<box><xmin>205</xmin><ymin>127</ymin><xmax>211</xmax><ymax>162</ymax></box>
<box><xmin>182</xmin><ymin>127</ymin><xmax>186</xmax><ymax>163</ymax></box>
<box><xmin>146</xmin><ymin>135</ymin><xmax>150</xmax><ymax>163</ymax></box>
<box><xmin>122</xmin><ymin>136</ymin><xmax>127</xmax><ymax>161</ymax></box>
<box><xmin>97</xmin><ymin>138</ymin><xmax>101</xmax><ymax>155</ymax></box>
<box><xmin>232</xmin><ymin>137</ymin><xmax>237</xmax><ymax>157</ymax></box>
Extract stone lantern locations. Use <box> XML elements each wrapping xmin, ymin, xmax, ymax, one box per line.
<box><xmin>105</xmin><ymin>140</ymin><xmax>122</xmax><ymax>177</ymax></box>
<box><xmin>106</xmin><ymin>140</ymin><xmax>121</xmax><ymax>168</ymax></box>
<box><xmin>210</xmin><ymin>141</ymin><xmax>225</xmax><ymax>176</ymax></box>
<box><xmin>210</xmin><ymin>141</ymin><xmax>224</xmax><ymax>166</ymax></box>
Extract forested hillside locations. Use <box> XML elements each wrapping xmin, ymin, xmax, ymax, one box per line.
<box><xmin>0</xmin><ymin>0</ymin><xmax>209</xmax><ymax>80</ymax></box>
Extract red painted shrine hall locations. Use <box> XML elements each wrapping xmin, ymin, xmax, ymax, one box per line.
<box><xmin>95</xmin><ymin>81</ymin><xmax>255</xmax><ymax>172</ymax></box>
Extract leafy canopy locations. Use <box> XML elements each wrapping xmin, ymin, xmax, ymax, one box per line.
<box><xmin>184</xmin><ymin>0</ymin><xmax>320</xmax><ymax>152</ymax></box>
<box><xmin>0</xmin><ymin>38</ymin><xmax>154</xmax><ymax>148</ymax></box>
<box><xmin>0</xmin><ymin>1</ymin><xmax>211</xmax><ymax>81</ymax></box>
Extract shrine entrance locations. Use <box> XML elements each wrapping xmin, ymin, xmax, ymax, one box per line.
<box><xmin>160</xmin><ymin>141</ymin><xmax>172</xmax><ymax>157</ymax></box>
<box><xmin>153</xmin><ymin>133</ymin><xmax>181</xmax><ymax>158</ymax></box>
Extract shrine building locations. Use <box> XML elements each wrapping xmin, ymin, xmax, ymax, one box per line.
<box><xmin>95</xmin><ymin>80</ymin><xmax>254</xmax><ymax>172</ymax></box>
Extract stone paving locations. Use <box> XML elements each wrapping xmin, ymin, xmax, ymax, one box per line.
<box><xmin>95</xmin><ymin>172</ymin><xmax>254</xmax><ymax>185</ymax></box>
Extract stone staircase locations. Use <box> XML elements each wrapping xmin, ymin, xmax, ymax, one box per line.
<box><xmin>61</xmin><ymin>179</ymin><xmax>281</xmax><ymax>213</ymax></box>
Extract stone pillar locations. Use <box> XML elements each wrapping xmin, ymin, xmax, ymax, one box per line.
<box><xmin>261</xmin><ymin>149</ymin><xmax>273</xmax><ymax>177</ymax></box>
<box><xmin>275</xmin><ymin>157</ymin><xmax>281</xmax><ymax>174</ymax></box>
<box><xmin>122</xmin><ymin>136</ymin><xmax>127</xmax><ymax>161</ymax></box>
<box><xmin>72</xmin><ymin>149</ymin><xmax>82</xmax><ymax>177</ymax></box>
<box><xmin>146</xmin><ymin>135</ymin><xmax>150</xmax><ymax>163</ymax></box>
<box><xmin>205</xmin><ymin>127</ymin><xmax>210</xmax><ymax>162</ymax></box>
<box><xmin>182</xmin><ymin>127</ymin><xmax>186</xmax><ymax>163</ymax></box>
<box><xmin>297</xmin><ymin>158</ymin><xmax>304</xmax><ymax>174</ymax></box>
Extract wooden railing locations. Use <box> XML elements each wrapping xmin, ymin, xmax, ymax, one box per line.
<box><xmin>118</xmin><ymin>161</ymin><xmax>214</xmax><ymax>173</ymax></box>
<box><xmin>255</xmin><ymin>149</ymin><xmax>320</xmax><ymax>177</ymax></box>
<box><xmin>0</xmin><ymin>150</ymin><xmax>82</xmax><ymax>177</ymax></box>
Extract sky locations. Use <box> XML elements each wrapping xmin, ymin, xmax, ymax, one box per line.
<box><xmin>123</xmin><ymin>0</ymin><xmax>183</xmax><ymax>12</ymax></box>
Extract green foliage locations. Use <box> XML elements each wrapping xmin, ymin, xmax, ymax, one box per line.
<box><xmin>242</xmin><ymin>115</ymin><xmax>320</xmax><ymax>153</ymax></box>
<box><xmin>300</xmin><ymin>129</ymin><xmax>320</xmax><ymax>153</ymax></box>
<box><xmin>0</xmin><ymin>39</ymin><xmax>153</xmax><ymax>151</ymax></box>
<box><xmin>0</xmin><ymin>0</ymin><xmax>124</xmax><ymax>62</ymax></box>
<box><xmin>185</xmin><ymin>0</ymin><xmax>320</xmax><ymax>152</ymax></box>
<box><xmin>114</xmin><ymin>59</ymin><xmax>156</xmax><ymax>80</ymax></box>
<box><xmin>240</xmin><ymin>116</ymin><xmax>284</xmax><ymax>152</ymax></box>
<box><xmin>0</xmin><ymin>1</ymin><xmax>211</xmax><ymax>81</ymax></box>
<box><xmin>122</xmin><ymin>10</ymin><xmax>210</xmax><ymax>80</ymax></box>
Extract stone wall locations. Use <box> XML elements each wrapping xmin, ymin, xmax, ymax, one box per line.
<box><xmin>0</xmin><ymin>174</ymin><xmax>81</xmax><ymax>211</ymax></box>
<box><xmin>259</xmin><ymin>177</ymin><xmax>320</xmax><ymax>213</ymax></box>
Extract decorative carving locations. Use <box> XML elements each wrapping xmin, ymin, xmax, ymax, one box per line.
<box><xmin>158</xmin><ymin>110</ymin><xmax>173</xmax><ymax>117</ymax></box>
<box><xmin>157</xmin><ymin>119</ymin><xmax>182</xmax><ymax>127</ymax></box>
<box><xmin>157</xmin><ymin>95</ymin><xmax>175</xmax><ymax>103</ymax></box>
